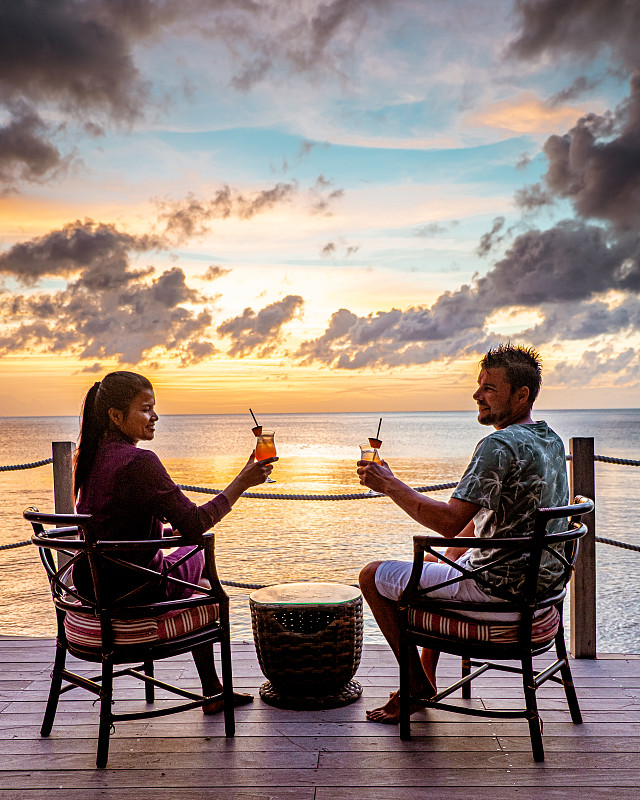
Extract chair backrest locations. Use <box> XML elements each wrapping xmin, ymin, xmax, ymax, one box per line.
<box><xmin>523</xmin><ymin>494</ymin><xmax>594</xmax><ymax>607</ymax></box>
<box><xmin>24</xmin><ymin>507</ymin><xmax>224</xmax><ymax>630</ymax></box>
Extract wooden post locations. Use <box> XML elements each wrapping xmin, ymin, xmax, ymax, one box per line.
<box><xmin>569</xmin><ymin>437</ymin><xmax>597</xmax><ymax>658</ymax></box>
<box><xmin>52</xmin><ymin>441</ymin><xmax>75</xmax><ymax>514</ymax></box>
<box><xmin>52</xmin><ymin>441</ymin><xmax>75</xmax><ymax>569</ymax></box>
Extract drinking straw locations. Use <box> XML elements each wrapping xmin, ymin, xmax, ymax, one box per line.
<box><xmin>376</xmin><ymin>418</ymin><xmax>382</xmax><ymax>439</ymax></box>
<box><xmin>250</xmin><ymin>409</ymin><xmax>259</xmax><ymax>427</ymax></box>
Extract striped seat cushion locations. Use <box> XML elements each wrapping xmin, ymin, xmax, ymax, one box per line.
<box><xmin>408</xmin><ymin>605</ymin><xmax>560</xmax><ymax>644</ymax></box>
<box><xmin>64</xmin><ymin>602</ymin><xmax>219</xmax><ymax>648</ymax></box>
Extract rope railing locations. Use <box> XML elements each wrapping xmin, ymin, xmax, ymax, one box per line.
<box><xmin>1</xmin><ymin>453</ymin><xmax>639</xmax><ymax>475</ymax></box>
<box><xmin>174</xmin><ymin>480</ymin><xmax>459</xmax><ymax>500</ymax></box>
<box><xmin>0</xmin><ymin>457</ymin><xmax>53</xmax><ymax>472</ymax></box>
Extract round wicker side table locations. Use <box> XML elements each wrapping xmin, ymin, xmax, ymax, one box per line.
<box><xmin>249</xmin><ymin>582</ymin><xmax>363</xmax><ymax>710</ymax></box>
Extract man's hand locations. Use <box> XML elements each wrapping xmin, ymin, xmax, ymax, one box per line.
<box><xmin>357</xmin><ymin>458</ymin><xmax>480</xmax><ymax>537</ymax></box>
<box><xmin>357</xmin><ymin>459</ymin><xmax>394</xmax><ymax>494</ymax></box>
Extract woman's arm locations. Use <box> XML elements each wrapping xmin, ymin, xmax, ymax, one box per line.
<box><xmin>135</xmin><ymin>449</ymin><xmax>276</xmax><ymax>543</ymax></box>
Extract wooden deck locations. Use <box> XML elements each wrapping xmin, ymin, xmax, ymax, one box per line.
<box><xmin>1</xmin><ymin>636</ymin><xmax>639</xmax><ymax>798</ymax></box>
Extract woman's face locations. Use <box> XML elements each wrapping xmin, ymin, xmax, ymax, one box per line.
<box><xmin>109</xmin><ymin>388</ymin><xmax>158</xmax><ymax>444</ymax></box>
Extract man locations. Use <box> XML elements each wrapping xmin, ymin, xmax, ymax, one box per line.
<box><xmin>357</xmin><ymin>344</ymin><xmax>569</xmax><ymax>724</ymax></box>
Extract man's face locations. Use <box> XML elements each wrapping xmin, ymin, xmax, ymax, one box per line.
<box><xmin>473</xmin><ymin>367</ymin><xmax>523</xmax><ymax>429</ymax></box>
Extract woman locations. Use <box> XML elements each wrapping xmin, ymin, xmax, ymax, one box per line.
<box><xmin>73</xmin><ymin>370</ymin><xmax>276</xmax><ymax>712</ymax></box>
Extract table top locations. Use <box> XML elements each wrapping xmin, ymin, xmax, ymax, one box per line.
<box><xmin>250</xmin><ymin>582</ymin><xmax>361</xmax><ymax>606</ymax></box>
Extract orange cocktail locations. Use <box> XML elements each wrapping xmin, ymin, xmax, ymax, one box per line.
<box><xmin>359</xmin><ymin>443</ymin><xmax>382</xmax><ymax>464</ymax></box>
<box><xmin>255</xmin><ymin>430</ymin><xmax>277</xmax><ymax>461</ymax></box>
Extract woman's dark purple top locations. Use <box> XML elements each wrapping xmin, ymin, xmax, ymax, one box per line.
<box><xmin>73</xmin><ymin>431</ymin><xmax>231</xmax><ymax>600</ymax></box>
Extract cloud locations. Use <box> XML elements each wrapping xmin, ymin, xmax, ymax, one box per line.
<box><xmin>0</xmin><ymin>101</ymin><xmax>68</xmax><ymax>189</ymax></box>
<box><xmin>157</xmin><ymin>182</ymin><xmax>298</xmax><ymax>238</ymax></box>
<box><xmin>414</xmin><ymin>221</ymin><xmax>459</xmax><ymax>237</ymax></box>
<box><xmin>217</xmin><ymin>295</ymin><xmax>304</xmax><ymax>357</ymax></box>
<box><xmin>0</xmin><ymin>219</ymin><xmax>160</xmax><ymax>286</ymax></box>
<box><xmin>0</xmin><ymin>220</ymin><xmax>217</xmax><ymax>366</ymax></box>
<box><xmin>198</xmin><ymin>265</ymin><xmax>231</xmax><ymax>281</ymax></box>
<box><xmin>476</xmin><ymin>216</ymin><xmax>506</xmax><ymax>257</ymax></box>
<box><xmin>509</xmin><ymin>0</ymin><xmax>640</xmax><ymax>72</ymax></box>
<box><xmin>227</xmin><ymin>0</ymin><xmax>390</xmax><ymax>90</ymax></box>
<box><xmin>0</xmin><ymin>0</ymin><xmax>154</xmax><ymax>187</ymax></box>
<box><xmin>549</xmin><ymin>75</ymin><xmax>601</xmax><ymax>106</ymax></box>
<box><xmin>548</xmin><ymin>347</ymin><xmax>640</xmax><ymax>388</ymax></box>
<box><xmin>320</xmin><ymin>239</ymin><xmax>359</xmax><ymax>259</ymax></box>
<box><xmin>534</xmin><ymin>72</ymin><xmax>640</xmax><ymax>233</ymax></box>
<box><xmin>297</xmin><ymin>219</ymin><xmax>640</xmax><ymax>370</ymax></box>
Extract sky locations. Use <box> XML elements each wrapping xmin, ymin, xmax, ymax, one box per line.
<box><xmin>1</xmin><ymin>0</ymin><xmax>640</xmax><ymax>416</ymax></box>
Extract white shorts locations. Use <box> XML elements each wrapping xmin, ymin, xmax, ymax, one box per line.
<box><xmin>374</xmin><ymin>553</ymin><xmax>521</xmax><ymax>621</ymax></box>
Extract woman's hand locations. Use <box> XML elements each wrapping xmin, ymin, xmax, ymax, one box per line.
<box><xmin>356</xmin><ymin>459</ymin><xmax>395</xmax><ymax>494</ymax></box>
<box><xmin>220</xmin><ymin>452</ymin><xmax>278</xmax><ymax>506</ymax></box>
<box><xmin>238</xmin><ymin>451</ymin><xmax>277</xmax><ymax>488</ymax></box>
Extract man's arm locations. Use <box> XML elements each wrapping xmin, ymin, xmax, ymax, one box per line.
<box><xmin>357</xmin><ymin>461</ymin><xmax>480</xmax><ymax>536</ymax></box>
<box><xmin>442</xmin><ymin>518</ymin><xmax>475</xmax><ymax>561</ymax></box>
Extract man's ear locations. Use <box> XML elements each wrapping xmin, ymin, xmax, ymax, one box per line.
<box><xmin>515</xmin><ymin>385</ymin><xmax>530</xmax><ymax>406</ymax></box>
<box><xmin>108</xmin><ymin>407</ymin><xmax>123</xmax><ymax>428</ymax></box>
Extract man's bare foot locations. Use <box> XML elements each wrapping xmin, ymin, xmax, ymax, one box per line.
<box><xmin>202</xmin><ymin>691</ymin><xmax>253</xmax><ymax>715</ymax></box>
<box><xmin>367</xmin><ymin>686</ymin><xmax>434</xmax><ymax>724</ymax></box>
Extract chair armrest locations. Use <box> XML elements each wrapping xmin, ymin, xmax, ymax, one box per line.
<box><xmin>96</xmin><ymin>535</ymin><xmax>191</xmax><ymax>551</ymax></box>
<box><xmin>412</xmin><ymin>535</ymin><xmax>534</xmax><ymax>552</ymax></box>
<box><xmin>32</xmin><ymin>529</ymin><xmax>85</xmax><ymax>552</ymax></box>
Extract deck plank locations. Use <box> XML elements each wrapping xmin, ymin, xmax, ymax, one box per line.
<box><xmin>0</xmin><ymin>636</ymin><xmax>638</xmax><ymax>794</ymax></box>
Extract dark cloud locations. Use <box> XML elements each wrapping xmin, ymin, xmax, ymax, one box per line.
<box><xmin>476</xmin><ymin>216</ymin><xmax>506</xmax><ymax>257</ymax></box>
<box><xmin>157</xmin><ymin>182</ymin><xmax>299</xmax><ymax>239</ymax></box>
<box><xmin>549</xmin><ymin>75</ymin><xmax>601</xmax><ymax>106</ymax></box>
<box><xmin>535</xmin><ymin>72</ymin><xmax>640</xmax><ymax>233</ymax></box>
<box><xmin>509</xmin><ymin>0</ymin><xmax>640</xmax><ymax>71</ymax></box>
<box><xmin>514</xmin><ymin>182</ymin><xmax>554</xmax><ymax>211</ymax></box>
<box><xmin>199</xmin><ymin>265</ymin><xmax>231</xmax><ymax>281</ymax></box>
<box><xmin>0</xmin><ymin>219</ymin><xmax>159</xmax><ymax>286</ymax></box>
<box><xmin>0</xmin><ymin>102</ymin><xmax>67</xmax><ymax>189</ymax></box>
<box><xmin>0</xmin><ymin>220</ymin><xmax>217</xmax><ymax>366</ymax></box>
<box><xmin>217</xmin><ymin>295</ymin><xmax>304</xmax><ymax>357</ymax></box>
<box><xmin>0</xmin><ymin>0</ymin><xmax>153</xmax><ymax>186</ymax></box>
<box><xmin>320</xmin><ymin>240</ymin><xmax>359</xmax><ymax>259</ymax></box>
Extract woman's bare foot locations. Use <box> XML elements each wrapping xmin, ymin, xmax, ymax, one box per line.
<box><xmin>202</xmin><ymin>691</ymin><xmax>253</xmax><ymax>715</ymax></box>
<box><xmin>367</xmin><ymin>684</ymin><xmax>434</xmax><ymax>725</ymax></box>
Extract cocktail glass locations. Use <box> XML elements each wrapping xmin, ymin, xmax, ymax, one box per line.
<box><xmin>359</xmin><ymin>443</ymin><xmax>382</xmax><ymax>465</ymax></box>
<box><xmin>256</xmin><ymin>430</ymin><xmax>277</xmax><ymax>483</ymax></box>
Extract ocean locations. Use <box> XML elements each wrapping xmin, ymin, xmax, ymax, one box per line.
<box><xmin>1</xmin><ymin>409</ymin><xmax>639</xmax><ymax>652</ymax></box>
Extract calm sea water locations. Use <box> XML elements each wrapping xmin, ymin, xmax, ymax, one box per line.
<box><xmin>1</xmin><ymin>409</ymin><xmax>639</xmax><ymax>652</ymax></box>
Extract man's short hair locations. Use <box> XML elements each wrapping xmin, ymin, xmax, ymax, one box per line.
<box><xmin>480</xmin><ymin>344</ymin><xmax>542</xmax><ymax>406</ymax></box>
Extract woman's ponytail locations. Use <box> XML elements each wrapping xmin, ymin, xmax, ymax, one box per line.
<box><xmin>74</xmin><ymin>382</ymin><xmax>105</xmax><ymax>498</ymax></box>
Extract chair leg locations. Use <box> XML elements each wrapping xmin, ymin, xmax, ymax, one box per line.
<box><xmin>461</xmin><ymin>656</ymin><xmax>471</xmax><ymax>699</ymax></box>
<box><xmin>521</xmin><ymin>651</ymin><xmax>544</xmax><ymax>762</ymax></box>
<box><xmin>144</xmin><ymin>660</ymin><xmax>155</xmax><ymax>703</ymax></box>
<box><xmin>96</xmin><ymin>659</ymin><xmax>114</xmax><ymax>769</ymax></box>
<box><xmin>41</xmin><ymin>639</ymin><xmax>67</xmax><ymax>737</ymax></box>
<box><xmin>555</xmin><ymin>630</ymin><xmax>582</xmax><ymax>724</ymax></box>
<box><xmin>398</xmin><ymin>621</ymin><xmax>411</xmax><ymax>741</ymax></box>
<box><xmin>219</xmin><ymin>635</ymin><xmax>236</xmax><ymax>738</ymax></box>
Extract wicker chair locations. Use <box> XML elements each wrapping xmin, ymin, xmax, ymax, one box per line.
<box><xmin>24</xmin><ymin>507</ymin><xmax>236</xmax><ymax>768</ymax></box>
<box><xmin>398</xmin><ymin>495</ymin><xmax>594</xmax><ymax>761</ymax></box>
